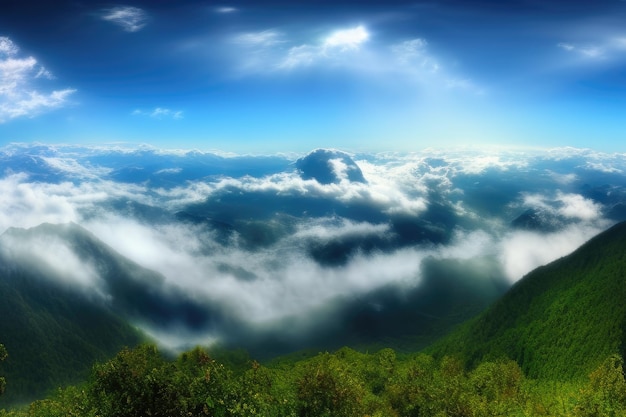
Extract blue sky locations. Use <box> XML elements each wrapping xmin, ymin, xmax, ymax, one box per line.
<box><xmin>1</xmin><ymin>0</ymin><xmax>626</xmax><ymax>153</ymax></box>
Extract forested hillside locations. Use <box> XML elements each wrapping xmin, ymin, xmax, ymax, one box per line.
<box><xmin>428</xmin><ymin>220</ymin><xmax>626</xmax><ymax>380</ymax></box>
<box><xmin>0</xmin><ymin>225</ymin><xmax>145</xmax><ymax>406</ymax></box>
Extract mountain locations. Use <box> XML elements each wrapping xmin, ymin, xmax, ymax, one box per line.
<box><xmin>0</xmin><ymin>222</ymin><xmax>226</xmax><ymax>406</ymax></box>
<box><xmin>0</xmin><ymin>228</ymin><xmax>144</xmax><ymax>405</ymax></box>
<box><xmin>295</xmin><ymin>149</ymin><xmax>367</xmax><ymax>184</ymax></box>
<box><xmin>1</xmin><ymin>223</ymin><xmax>221</xmax><ymax>333</ymax></box>
<box><xmin>428</xmin><ymin>221</ymin><xmax>626</xmax><ymax>380</ymax></box>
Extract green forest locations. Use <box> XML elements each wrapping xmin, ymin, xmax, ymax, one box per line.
<box><xmin>1</xmin><ymin>342</ymin><xmax>625</xmax><ymax>417</ymax></box>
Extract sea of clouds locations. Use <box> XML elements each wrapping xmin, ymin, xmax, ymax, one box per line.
<box><xmin>1</xmin><ymin>144</ymin><xmax>623</xmax><ymax>350</ymax></box>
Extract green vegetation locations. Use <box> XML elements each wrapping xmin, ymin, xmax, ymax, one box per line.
<box><xmin>428</xmin><ymin>221</ymin><xmax>626</xmax><ymax>381</ymax></box>
<box><xmin>0</xmin><ymin>264</ymin><xmax>144</xmax><ymax>406</ymax></box>
<box><xmin>1</xmin><ymin>343</ymin><xmax>626</xmax><ymax>417</ymax></box>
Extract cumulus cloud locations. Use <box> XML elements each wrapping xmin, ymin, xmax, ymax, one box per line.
<box><xmin>557</xmin><ymin>192</ymin><xmax>602</xmax><ymax>220</ymax></box>
<box><xmin>278</xmin><ymin>25</ymin><xmax>370</xmax><ymax>69</ymax></box>
<box><xmin>0</xmin><ymin>37</ymin><xmax>75</xmax><ymax>122</ymax></box>
<box><xmin>323</xmin><ymin>26</ymin><xmax>369</xmax><ymax>50</ymax></box>
<box><xmin>101</xmin><ymin>6</ymin><xmax>148</xmax><ymax>32</ymax></box>
<box><xmin>132</xmin><ymin>107</ymin><xmax>183</xmax><ymax>119</ymax></box>
<box><xmin>519</xmin><ymin>191</ymin><xmax>602</xmax><ymax>221</ymax></box>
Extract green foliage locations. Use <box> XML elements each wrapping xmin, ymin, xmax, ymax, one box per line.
<box><xmin>4</xmin><ymin>342</ymin><xmax>626</xmax><ymax>417</ymax></box>
<box><xmin>295</xmin><ymin>351</ymin><xmax>367</xmax><ymax>417</ymax></box>
<box><xmin>429</xmin><ymin>221</ymin><xmax>626</xmax><ymax>381</ymax></box>
<box><xmin>0</xmin><ymin>266</ymin><xmax>143</xmax><ymax>406</ymax></box>
<box><xmin>574</xmin><ymin>354</ymin><xmax>626</xmax><ymax>417</ymax></box>
<box><xmin>89</xmin><ymin>344</ymin><xmax>184</xmax><ymax>417</ymax></box>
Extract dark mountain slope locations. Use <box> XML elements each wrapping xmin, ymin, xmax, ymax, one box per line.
<box><xmin>428</xmin><ymin>221</ymin><xmax>626</xmax><ymax>381</ymax></box>
<box><xmin>1</xmin><ymin>223</ymin><xmax>219</xmax><ymax>332</ymax></box>
<box><xmin>0</xmin><ymin>222</ymin><xmax>222</xmax><ymax>406</ymax></box>
<box><xmin>0</xmin><ymin>247</ymin><xmax>143</xmax><ymax>406</ymax></box>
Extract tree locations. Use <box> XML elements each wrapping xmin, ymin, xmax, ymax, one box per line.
<box><xmin>88</xmin><ymin>344</ymin><xmax>182</xmax><ymax>417</ymax></box>
<box><xmin>0</xmin><ymin>343</ymin><xmax>7</xmax><ymax>397</ymax></box>
<box><xmin>295</xmin><ymin>352</ymin><xmax>367</xmax><ymax>417</ymax></box>
<box><xmin>575</xmin><ymin>354</ymin><xmax>626</xmax><ymax>417</ymax></box>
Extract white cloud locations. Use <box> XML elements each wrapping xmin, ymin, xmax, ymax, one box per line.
<box><xmin>216</xmin><ymin>6</ymin><xmax>237</xmax><ymax>13</ymax></box>
<box><xmin>0</xmin><ymin>37</ymin><xmax>75</xmax><ymax>122</ymax></box>
<box><xmin>0</xmin><ymin>173</ymin><xmax>148</xmax><ymax>232</ymax></box>
<box><xmin>101</xmin><ymin>6</ymin><xmax>147</xmax><ymax>32</ymax></box>
<box><xmin>35</xmin><ymin>66</ymin><xmax>54</xmax><ymax>80</ymax></box>
<box><xmin>557</xmin><ymin>42</ymin><xmax>604</xmax><ymax>58</ymax></box>
<box><xmin>519</xmin><ymin>191</ymin><xmax>602</xmax><ymax>222</ymax></box>
<box><xmin>40</xmin><ymin>156</ymin><xmax>112</xmax><ymax>179</ymax></box>
<box><xmin>155</xmin><ymin>167</ymin><xmax>183</xmax><ymax>175</ymax></box>
<box><xmin>0</xmin><ymin>37</ymin><xmax>19</xmax><ymax>56</ymax></box>
<box><xmin>279</xmin><ymin>45</ymin><xmax>319</xmax><ymax>69</ymax></box>
<box><xmin>233</xmin><ymin>30</ymin><xmax>284</xmax><ymax>47</ymax></box>
<box><xmin>1</xmin><ymin>89</ymin><xmax>76</xmax><ymax>120</ymax></box>
<box><xmin>0</xmin><ymin>232</ymin><xmax>107</xmax><ymax>297</ymax></box>
<box><xmin>323</xmin><ymin>25</ymin><xmax>369</xmax><ymax>50</ymax></box>
<box><xmin>278</xmin><ymin>25</ymin><xmax>370</xmax><ymax>69</ymax></box>
<box><xmin>499</xmin><ymin>222</ymin><xmax>608</xmax><ymax>282</ymax></box>
<box><xmin>392</xmin><ymin>38</ymin><xmax>438</xmax><ymax>72</ymax></box>
<box><xmin>132</xmin><ymin>107</ymin><xmax>183</xmax><ymax>119</ymax></box>
<box><xmin>556</xmin><ymin>192</ymin><xmax>602</xmax><ymax>221</ymax></box>
<box><xmin>226</xmin><ymin>24</ymin><xmax>481</xmax><ymax>94</ymax></box>
<box><xmin>292</xmin><ymin>217</ymin><xmax>391</xmax><ymax>241</ymax></box>
<box><xmin>556</xmin><ymin>34</ymin><xmax>626</xmax><ymax>62</ymax></box>
<box><xmin>557</xmin><ymin>42</ymin><xmax>575</xmax><ymax>52</ymax></box>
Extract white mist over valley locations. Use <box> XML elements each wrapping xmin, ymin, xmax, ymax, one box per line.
<box><xmin>1</xmin><ymin>144</ymin><xmax>623</xmax><ymax>353</ymax></box>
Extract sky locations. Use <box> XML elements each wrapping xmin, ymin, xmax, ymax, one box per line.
<box><xmin>1</xmin><ymin>0</ymin><xmax>626</xmax><ymax>153</ymax></box>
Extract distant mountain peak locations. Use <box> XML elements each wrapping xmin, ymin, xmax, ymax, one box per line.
<box><xmin>295</xmin><ymin>149</ymin><xmax>367</xmax><ymax>185</ymax></box>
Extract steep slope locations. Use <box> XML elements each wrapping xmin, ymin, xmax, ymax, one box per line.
<box><xmin>0</xmin><ymin>243</ymin><xmax>144</xmax><ymax>406</ymax></box>
<box><xmin>428</xmin><ymin>221</ymin><xmax>626</xmax><ymax>380</ymax></box>
<box><xmin>1</xmin><ymin>223</ymin><xmax>219</xmax><ymax>332</ymax></box>
<box><xmin>0</xmin><ymin>222</ymin><xmax>220</xmax><ymax>406</ymax></box>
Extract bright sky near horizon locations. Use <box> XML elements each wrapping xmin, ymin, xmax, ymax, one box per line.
<box><xmin>1</xmin><ymin>0</ymin><xmax>626</xmax><ymax>153</ymax></box>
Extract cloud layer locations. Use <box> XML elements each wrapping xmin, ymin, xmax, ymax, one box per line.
<box><xmin>1</xmin><ymin>144</ymin><xmax>624</xmax><ymax>350</ymax></box>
